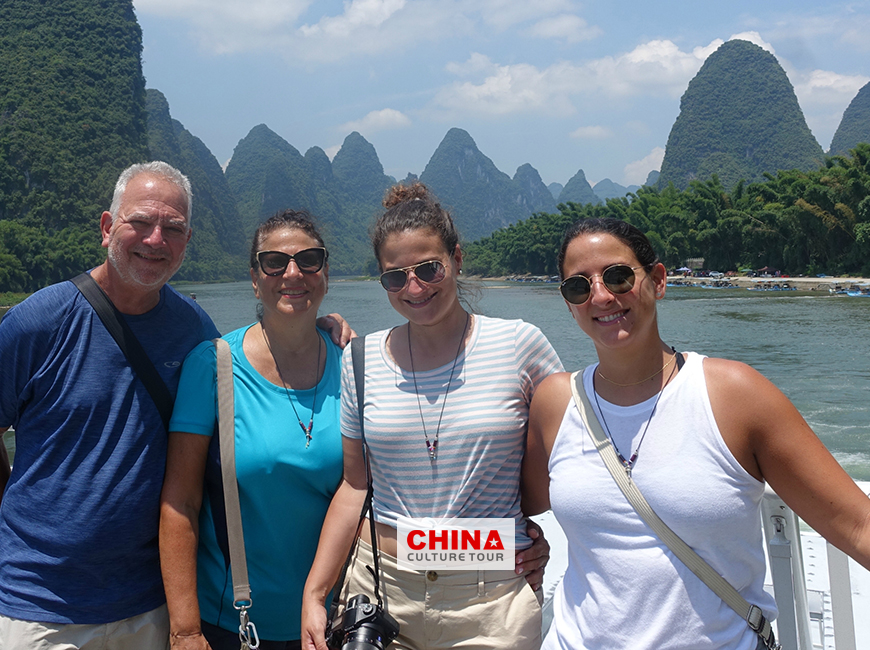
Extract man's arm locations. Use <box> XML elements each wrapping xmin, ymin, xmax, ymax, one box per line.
<box><xmin>0</xmin><ymin>427</ymin><xmax>11</xmax><ymax>503</ymax></box>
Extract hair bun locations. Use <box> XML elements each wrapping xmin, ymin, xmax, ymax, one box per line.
<box><xmin>383</xmin><ymin>181</ymin><xmax>430</xmax><ymax>209</ymax></box>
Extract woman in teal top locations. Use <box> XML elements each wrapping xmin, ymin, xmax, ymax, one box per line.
<box><xmin>160</xmin><ymin>210</ymin><xmax>343</xmax><ymax>650</ymax></box>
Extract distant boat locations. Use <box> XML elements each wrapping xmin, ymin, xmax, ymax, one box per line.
<box><xmin>748</xmin><ymin>280</ymin><xmax>796</xmax><ymax>291</ymax></box>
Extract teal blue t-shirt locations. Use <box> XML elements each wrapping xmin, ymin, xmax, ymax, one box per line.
<box><xmin>169</xmin><ymin>324</ymin><xmax>343</xmax><ymax>640</ymax></box>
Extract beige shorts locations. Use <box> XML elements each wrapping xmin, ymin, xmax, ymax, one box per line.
<box><xmin>335</xmin><ymin>538</ymin><xmax>542</xmax><ymax>650</ymax></box>
<box><xmin>0</xmin><ymin>603</ymin><xmax>169</xmax><ymax>650</ymax></box>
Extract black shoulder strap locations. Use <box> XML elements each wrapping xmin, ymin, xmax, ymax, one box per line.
<box><xmin>326</xmin><ymin>335</ymin><xmax>381</xmax><ymax>634</ymax></box>
<box><xmin>71</xmin><ymin>272</ymin><xmax>174</xmax><ymax>431</ymax></box>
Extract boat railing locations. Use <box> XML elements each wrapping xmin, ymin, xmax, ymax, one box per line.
<box><xmin>762</xmin><ymin>480</ymin><xmax>870</xmax><ymax>650</ymax></box>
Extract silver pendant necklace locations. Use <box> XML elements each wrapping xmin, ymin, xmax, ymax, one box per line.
<box><xmin>262</xmin><ymin>325</ymin><xmax>322</xmax><ymax>448</ymax></box>
<box><xmin>592</xmin><ymin>350</ymin><xmax>678</xmax><ymax>477</ymax></box>
<box><xmin>408</xmin><ymin>312</ymin><xmax>470</xmax><ymax>461</ymax></box>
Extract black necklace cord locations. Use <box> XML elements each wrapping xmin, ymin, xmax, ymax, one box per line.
<box><xmin>262</xmin><ymin>324</ymin><xmax>322</xmax><ymax>448</ymax></box>
<box><xmin>593</xmin><ymin>345</ymin><xmax>681</xmax><ymax>476</ymax></box>
<box><xmin>407</xmin><ymin>312</ymin><xmax>470</xmax><ymax>461</ymax></box>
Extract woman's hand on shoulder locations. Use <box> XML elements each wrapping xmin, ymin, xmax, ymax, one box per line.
<box><xmin>317</xmin><ymin>313</ymin><xmax>356</xmax><ymax>348</ymax></box>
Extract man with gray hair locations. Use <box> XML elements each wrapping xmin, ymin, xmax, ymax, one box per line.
<box><xmin>0</xmin><ymin>161</ymin><xmax>218</xmax><ymax>649</ymax></box>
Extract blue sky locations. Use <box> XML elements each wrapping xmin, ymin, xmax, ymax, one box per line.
<box><xmin>133</xmin><ymin>0</ymin><xmax>870</xmax><ymax>188</ymax></box>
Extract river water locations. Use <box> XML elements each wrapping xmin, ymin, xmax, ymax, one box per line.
<box><xmin>178</xmin><ymin>278</ymin><xmax>870</xmax><ymax>480</ymax></box>
<box><xmin>4</xmin><ymin>280</ymin><xmax>869</xmax><ymax>480</ymax></box>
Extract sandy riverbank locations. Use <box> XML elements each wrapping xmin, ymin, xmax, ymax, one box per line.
<box><xmin>666</xmin><ymin>275</ymin><xmax>870</xmax><ymax>290</ymax></box>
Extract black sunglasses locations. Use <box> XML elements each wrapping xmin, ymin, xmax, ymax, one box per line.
<box><xmin>256</xmin><ymin>248</ymin><xmax>327</xmax><ymax>276</ymax></box>
<box><xmin>379</xmin><ymin>260</ymin><xmax>446</xmax><ymax>292</ymax></box>
<box><xmin>560</xmin><ymin>264</ymin><xmax>645</xmax><ymax>305</ymax></box>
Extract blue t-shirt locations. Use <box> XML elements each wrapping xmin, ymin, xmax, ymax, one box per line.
<box><xmin>0</xmin><ymin>279</ymin><xmax>219</xmax><ymax>624</ymax></box>
<box><xmin>169</xmin><ymin>324</ymin><xmax>343</xmax><ymax>641</ymax></box>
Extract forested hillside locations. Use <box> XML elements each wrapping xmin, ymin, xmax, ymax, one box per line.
<box><xmin>0</xmin><ymin>0</ymin><xmax>247</xmax><ymax>292</ymax></box>
<box><xmin>465</xmin><ymin>144</ymin><xmax>870</xmax><ymax>278</ymax></box>
<box><xmin>559</xmin><ymin>169</ymin><xmax>599</xmax><ymax>205</ymax></box>
<box><xmin>0</xmin><ymin>0</ymin><xmax>148</xmax><ymax>291</ymax></box>
<box><xmin>419</xmin><ymin>128</ymin><xmax>556</xmax><ymax>242</ymax></box>
<box><xmin>658</xmin><ymin>40</ymin><xmax>824</xmax><ymax>190</ymax></box>
<box><xmin>830</xmin><ymin>82</ymin><xmax>870</xmax><ymax>156</ymax></box>
<box><xmin>145</xmin><ymin>89</ymin><xmax>247</xmax><ymax>281</ymax></box>
<box><xmin>225</xmin><ymin>126</ymin><xmax>390</xmax><ymax>274</ymax></box>
<box><xmin>2</xmin><ymin>4</ymin><xmax>865</xmax><ymax>292</ymax></box>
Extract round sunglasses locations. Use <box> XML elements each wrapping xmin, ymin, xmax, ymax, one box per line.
<box><xmin>379</xmin><ymin>260</ymin><xmax>446</xmax><ymax>292</ymax></box>
<box><xmin>256</xmin><ymin>248</ymin><xmax>327</xmax><ymax>276</ymax></box>
<box><xmin>560</xmin><ymin>264</ymin><xmax>645</xmax><ymax>304</ymax></box>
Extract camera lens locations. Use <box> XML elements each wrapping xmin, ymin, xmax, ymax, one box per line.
<box><xmin>337</xmin><ymin>595</ymin><xmax>399</xmax><ymax>650</ymax></box>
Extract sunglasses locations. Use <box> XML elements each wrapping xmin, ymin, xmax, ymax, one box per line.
<box><xmin>256</xmin><ymin>248</ymin><xmax>327</xmax><ymax>276</ymax></box>
<box><xmin>379</xmin><ymin>260</ymin><xmax>446</xmax><ymax>292</ymax></box>
<box><xmin>560</xmin><ymin>264</ymin><xmax>645</xmax><ymax>305</ymax></box>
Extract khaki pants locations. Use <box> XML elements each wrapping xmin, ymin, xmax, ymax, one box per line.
<box><xmin>0</xmin><ymin>604</ymin><xmax>169</xmax><ymax>650</ymax></box>
<box><xmin>337</xmin><ymin>538</ymin><xmax>542</xmax><ymax>650</ymax></box>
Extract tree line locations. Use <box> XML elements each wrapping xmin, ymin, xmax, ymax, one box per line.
<box><xmin>463</xmin><ymin>144</ymin><xmax>870</xmax><ymax>278</ymax></box>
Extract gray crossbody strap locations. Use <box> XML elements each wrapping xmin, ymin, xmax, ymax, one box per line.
<box><xmin>569</xmin><ymin>371</ymin><xmax>779</xmax><ymax>650</ymax></box>
<box><xmin>214</xmin><ymin>338</ymin><xmax>259</xmax><ymax>649</ymax></box>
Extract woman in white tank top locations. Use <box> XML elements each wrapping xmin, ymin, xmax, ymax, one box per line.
<box><xmin>522</xmin><ymin>218</ymin><xmax>870</xmax><ymax>650</ymax></box>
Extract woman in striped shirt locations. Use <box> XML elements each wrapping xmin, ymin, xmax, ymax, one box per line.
<box><xmin>302</xmin><ymin>182</ymin><xmax>562</xmax><ymax>650</ymax></box>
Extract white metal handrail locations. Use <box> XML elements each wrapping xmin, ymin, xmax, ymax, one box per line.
<box><xmin>761</xmin><ymin>480</ymin><xmax>870</xmax><ymax>650</ymax></box>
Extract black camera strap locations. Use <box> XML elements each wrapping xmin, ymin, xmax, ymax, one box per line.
<box><xmin>327</xmin><ymin>335</ymin><xmax>386</xmax><ymax>621</ymax></box>
<box><xmin>71</xmin><ymin>272</ymin><xmax>173</xmax><ymax>431</ymax></box>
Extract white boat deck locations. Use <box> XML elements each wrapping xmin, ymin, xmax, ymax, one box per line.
<box><xmin>534</xmin><ymin>480</ymin><xmax>870</xmax><ymax>649</ymax></box>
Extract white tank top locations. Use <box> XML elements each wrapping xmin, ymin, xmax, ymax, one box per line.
<box><xmin>543</xmin><ymin>352</ymin><xmax>776</xmax><ymax>650</ymax></box>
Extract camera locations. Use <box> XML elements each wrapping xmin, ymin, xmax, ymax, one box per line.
<box><xmin>327</xmin><ymin>594</ymin><xmax>400</xmax><ymax>650</ymax></box>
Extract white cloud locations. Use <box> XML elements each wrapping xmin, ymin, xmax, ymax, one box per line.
<box><xmin>432</xmin><ymin>59</ymin><xmax>579</xmax><ymax>117</ymax></box>
<box><xmin>528</xmin><ymin>14</ymin><xmax>601</xmax><ymax>43</ymax></box>
<box><xmin>445</xmin><ymin>52</ymin><xmax>498</xmax><ymax>77</ymax></box>
<box><xmin>134</xmin><ymin>0</ymin><xmax>312</xmax><ymax>54</ymax></box>
<box><xmin>623</xmin><ymin>147</ymin><xmax>665</xmax><ymax>186</ymax></box>
<box><xmin>472</xmin><ymin>0</ymin><xmax>575</xmax><ymax>31</ymax></box>
<box><xmin>299</xmin><ymin>0</ymin><xmax>406</xmax><ymax>39</ymax></box>
<box><xmin>728</xmin><ymin>31</ymin><xmax>775</xmax><ymax>54</ymax></box>
<box><xmin>135</xmin><ymin>0</ymin><xmax>602</xmax><ymax>63</ymax></box>
<box><xmin>789</xmin><ymin>69</ymin><xmax>869</xmax><ymax>150</ymax></box>
<box><xmin>570</xmin><ymin>125</ymin><xmax>611</xmax><ymax>139</ymax></box>
<box><xmin>585</xmin><ymin>39</ymin><xmax>713</xmax><ymax>97</ymax></box>
<box><xmin>324</xmin><ymin>145</ymin><xmax>341</xmax><ymax>160</ymax></box>
<box><xmin>339</xmin><ymin>109</ymin><xmax>412</xmax><ymax>134</ymax></box>
<box><xmin>432</xmin><ymin>39</ymin><xmax>717</xmax><ymax>118</ymax></box>
<box><xmin>792</xmin><ymin>70</ymin><xmax>870</xmax><ymax>106</ymax></box>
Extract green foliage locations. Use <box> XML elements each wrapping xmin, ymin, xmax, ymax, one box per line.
<box><xmin>145</xmin><ymin>89</ymin><xmax>247</xmax><ymax>281</ymax></box>
<box><xmin>658</xmin><ymin>40</ymin><xmax>824</xmax><ymax>191</ymax></box>
<box><xmin>0</xmin><ymin>0</ymin><xmax>148</xmax><ymax>291</ymax></box>
<box><xmin>559</xmin><ymin>169</ymin><xmax>600</xmax><ymax>205</ymax></box>
<box><xmin>420</xmin><ymin>128</ymin><xmax>555</xmax><ymax>243</ymax></box>
<box><xmin>466</xmin><ymin>145</ymin><xmax>870</xmax><ymax>278</ymax></box>
<box><xmin>830</xmin><ymin>82</ymin><xmax>870</xmax><ymax>156</ymax></box>
<box><xmin>226</xmin><ymin>127</ymin><xmax>389</xmax><ymax>275</ymax></box>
